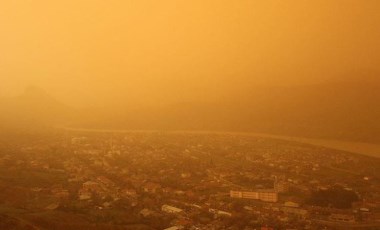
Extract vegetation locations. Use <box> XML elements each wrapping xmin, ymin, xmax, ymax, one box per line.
<box><xmin>307</xmin><ymin>185</ymin><xmax>359</xmax><ymax>209</ymax></box>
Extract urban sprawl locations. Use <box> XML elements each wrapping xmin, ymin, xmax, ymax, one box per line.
<box><xmin>0</xmin><ymin>131</ymin><xmax>380</xmax><ymax>230</ymax></box>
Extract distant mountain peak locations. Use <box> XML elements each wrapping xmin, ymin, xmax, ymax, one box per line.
<box><xmin>16</xmin><ymin>86</ymin><xmax>69</xmax><ymax>113</ymax></box>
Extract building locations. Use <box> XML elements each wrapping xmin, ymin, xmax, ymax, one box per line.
<box><xmin>281</xmin><ymin>207</ymin><xmax>308</xmax><ymax>218</ymax></box>
<box><xmin>329</xmin><ymin>214</ymin><xmax>355</xmax><ymax>223</ymax></box>
<box><xmin>162</xmin><ymin>205</ymin><xmax>183</xmax><ymax>214</ymax></box>
<box><xmin>140</xmin><ymin>208</ymin><xmax>155</xmax><ymax>218</ymax></box>
<box><xmin>209</xmin><ymin>208</ymin><xmax>232</xmax><ymax>217</ymax></box>
<box><xmin>230</xmin><ymin>190</ymin><xmax>278</xmax><ymax>203</ymax></box>
<box><xmin>83</xmin><ymin>181</ymin><xmax>101</xmax><ymax>191</ymax></box>
<box><xmin>78</xmin><ymin>189</ymin><xmax>92</xmax><ymax>200</ymax></box>
<box><xmin>143</xmin><ymin>182</ymin><xmax>161</xmax><ymax>193</ymax></box>
<box><xmin>284</xmin><ymin>201</ymin><xmax>300</xmax><ymax>208</ymax></box>
<box><xmin>121</xmin><ymin>188</ymin><xmax>137</xmax><ymax>198</ymax></box>
<box><xmin>97</xmin><ymin>176</ymin><xmax>115</xmax><ymax>187</ymax></box>
<box><xmin>274</xmin><ymin>181</ymin><xmax>289</xmax><ymax>193</ymax></box>
<box><xmin>257</xmin><ymin>189</ymin><xmax>278</xmax><ymax>202</ymax></box>
<box><xmin>230</xmin><ymin>190</ymin><xmax>259</xmax><ymax>199</ymax></box>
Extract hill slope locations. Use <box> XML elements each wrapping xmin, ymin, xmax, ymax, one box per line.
<box><xmin>0</xmin><ymin>86</ymin><xmax>72</xmax><ymax>132</ymax></box>
<box><xmin>77</xmin><ymin>79</ymin><xmax>380</xmax><ymax>143</ymax></box>
<box><xmin>1</xmin><ymin>80</ymin><xmax>380</xmax><ymax>143</ymax></box>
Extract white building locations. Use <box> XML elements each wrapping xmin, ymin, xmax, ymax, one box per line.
<box><xmin>209</xmin><ymin>208</ymin><xmax>232</xmax><ymax>217</ymax></box>
<box><xmin>230</xmin><ymin>189</ymin><xmax>278</xmax><ymax>202</ymax></box>
<box><xmin>161</xmin><ymin>205</ymin><xmax>183</xmax><ymax>214</ymax></box>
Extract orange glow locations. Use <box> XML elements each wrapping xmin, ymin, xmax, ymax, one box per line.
<box><xmin>1</xmin><ymin>0</ymin><xmax>379</xmax><ymax>106</ymax></box>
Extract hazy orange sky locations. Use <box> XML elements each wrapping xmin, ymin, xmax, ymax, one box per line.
<box><xmin>1</xmin><ymin>0</ymin><xmax>379</xmax><ymax>106</ymax></box>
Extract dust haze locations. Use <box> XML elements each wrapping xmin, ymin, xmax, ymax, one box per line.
<box><xmin>1</xmin><ymin>0</ymin><xmax>380</xmax><ymax>142</ymax></box>
<box><xmin>2</xmin><ymin>1</ymin><xmax>380</xmax><ymax>230</ymax></box>
<box><xmin>1</xmin><ymin>0</ymin><xmax>380</xmax><ymax>106</ymax></box>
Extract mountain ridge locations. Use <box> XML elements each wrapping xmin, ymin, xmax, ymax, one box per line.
<box><xmin>1</xmin><ymin>79</ymin><xmax>380</xmax><ymax>143</ymax></box>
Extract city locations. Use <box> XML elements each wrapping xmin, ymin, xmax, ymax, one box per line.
<box><xmin>1</xmin><ymin>1</ymin><xmax>380</xmax><ymax>229</ymax></box>
<box><xmin>0</xmin><ymin>130</ymin><xmax>379</xmax><ymax>229</ymax></box>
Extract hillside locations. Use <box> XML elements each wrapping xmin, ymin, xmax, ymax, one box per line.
<box><xmin>76</xmin><ymin>79</ymin><xmax>380</xmax><ymax>143</ymax></box>
<box><xmin>0</xmin><ymin>86</ymin><xmax>72</xmax><ymax>132</ymax></box>
<box><xmin>1</xmin><ymin>79</ymin><xmax>380</xmax><ymax>143</ymax></box>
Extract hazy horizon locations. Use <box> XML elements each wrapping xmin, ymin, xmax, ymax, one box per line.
<box><xmin>1</xmin><ymin>0</ymin><xmax>380</xmax><ymax>142</ymax></box>
<box><xmin>1</xmin><ymin>0</ymin><xmax>380</xmax><ymax>107</ymax></box>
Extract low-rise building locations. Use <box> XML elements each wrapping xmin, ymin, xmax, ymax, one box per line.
<box><xmin>83</xmin><ymin>181</ymin><xmax>101</xmax><ymax>191</ymax></box>
<box><xmin>121</xmin><ymin>188</ymin><xmax>137</xmax><ymax>198</ymax></box>
<box><xmin>143</xmin><ymin>182</ymin><xmax>161</xmax><ymax>193</ymax></box>
<box><xmin>281</xmin><ymin>207</ymin><xmax>308</xmax><ymax>218</ymax></box>
<box><xmin>78</xmin><ymin>189</ymin><xmax>92</xmax><ymax>200</ymax></box>
<box><xmin>274</xmin><ymin>181</ymin><xmax>289</xmax><ymax>193</ymax></box>
<box><xmin>257</xmin><ymin>189</ymin><xmax>278</xmax><ymax>202</ymax></box>
<box><xmin>97</xmin><ymin>176</ymin><xmax>115</xmax><ymax>187</ymax></box>
<box><xmin>284</xmin><ymin>201</ymin><xmax>300</xmax><ymax>208</ymax></box>
<box><xmin>230</xmin><ymin>190</ymin><xmax>278</xmax><ymax>202</ymax></box>
<box><xmin>162</xmin><ymin>205</ymin><xmax>183</xmax><ymax>214</ymax></box>
<box><xmin>329</xmin><ymin>214</ymin><xmax>355</xmax><ymax>223</ymax></box>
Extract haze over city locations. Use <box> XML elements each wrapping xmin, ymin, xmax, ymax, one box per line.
<box><xmin>1</xmin><ymin>1</ymin><xmax>380</xmax><ymax>230</ymax></box>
